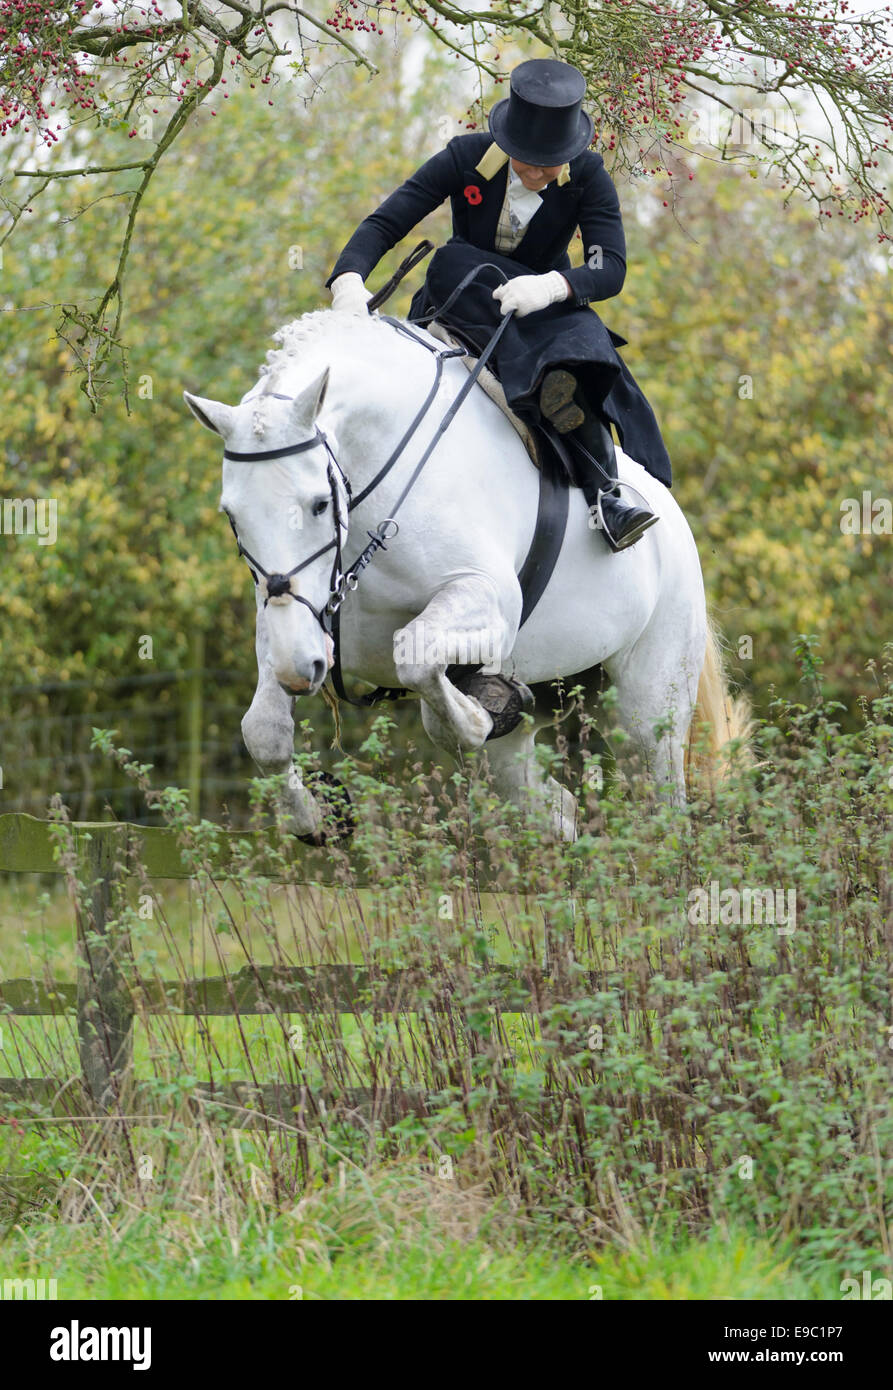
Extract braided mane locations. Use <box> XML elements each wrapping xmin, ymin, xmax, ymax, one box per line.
<box><xmin>258</xmin><ymin>310</ymin><xmax>397</xmax><ymax>383</ymax></box>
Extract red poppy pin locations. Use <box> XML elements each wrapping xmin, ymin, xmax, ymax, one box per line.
<box><xmin>463</xmin><ymin>184</ymin><xmax>483</xmax><ymax>205</ymax></box>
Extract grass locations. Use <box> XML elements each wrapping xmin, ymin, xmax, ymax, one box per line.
<box><xmin>2</xmin><ymin>1230</ymin><xmax>824</xmax><ymax>1302</ymax></box>
<box><xmin>0</xmin><ymin>878</ymin><xmax>541</xmax><ymax>979</ymax></box>
<box><xmin>0</xmin><ymin>1152</ymin><xmax>833</xmax><ymax>1300</ymax></box>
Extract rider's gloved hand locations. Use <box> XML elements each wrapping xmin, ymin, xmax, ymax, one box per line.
<box><xmin>492</xmin><ymin>271</ymin><xmax>571</xmax><ymax>318</ymax></box>
<box><xmin>330</xmin><ymin>272</ymin><xmax>373</xmax><ymax>314</ymax></box>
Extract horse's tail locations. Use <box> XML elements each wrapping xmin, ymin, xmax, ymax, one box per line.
<box><xmin>685</xmin><ymin>616</ymin><xmax>753</xmax><ymax>792</ymax></box>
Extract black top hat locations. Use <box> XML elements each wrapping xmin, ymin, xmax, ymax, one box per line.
<box><xmin>488</xmin><ymin>59</ymin><xmax>594</xmax><ymax>166</ymax></box>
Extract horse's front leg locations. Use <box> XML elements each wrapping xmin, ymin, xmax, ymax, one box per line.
<box><xmin>393</xmin><ymin>575</ymin><xmax>521</xmax><ymax>753</ymax></box>
<box><xmin>241</xmin><ymin>597</ymin><xmax>328</xmax><ymax>839</ymax></box>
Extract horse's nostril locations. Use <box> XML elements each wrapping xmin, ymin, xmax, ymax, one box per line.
<box><xmin>276</xmin><ymin>661</ymin><xmax>326</xmax><ymax>697</ymax></box>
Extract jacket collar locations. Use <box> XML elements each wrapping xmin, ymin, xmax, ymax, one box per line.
<box><xmin>474</xmin><ymin>142</ymin><xmax>571</xmax><ymax>187</ymax></box>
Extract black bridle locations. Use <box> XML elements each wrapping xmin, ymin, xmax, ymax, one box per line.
<box><xmin>221</xmin><ymin>268</ymin><xmax>515</xmax><ymax>654</ymax></box>
<box><xmin>222</xmin><ymin>426</ymin><xmax>386</xmax><ymax>636</ymax></box>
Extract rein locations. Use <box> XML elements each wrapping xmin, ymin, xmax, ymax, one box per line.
<box><xmin>224</xmin><ymin>262</ymin><xmax>534</xmax><ymax>703</ymax></box>
<box><xmin>224</xmin><ymin>264</ymin><xmax>514</xmax><ymax>646</ymax></box>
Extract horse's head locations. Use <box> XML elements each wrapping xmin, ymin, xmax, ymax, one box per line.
<box><xmin>184</xmin><ymin>366</ymin><xmax>346</xmax><ymax>696</ymax></box>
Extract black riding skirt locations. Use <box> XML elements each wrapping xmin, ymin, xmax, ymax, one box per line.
<box><xmin>410</xmin><ymin>239</ymin><xmax>672</xmax><ymax>487</ymax></box>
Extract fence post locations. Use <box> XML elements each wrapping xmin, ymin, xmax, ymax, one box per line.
<box><xmin>182</xmin><ymin>629</ymin><xmax>205</xmax><ymax>818</ymax></box>
<box><xmin>77</xmin><ymin>831</ymin><xmax>133</xmax><ymax>1112</ymax></box>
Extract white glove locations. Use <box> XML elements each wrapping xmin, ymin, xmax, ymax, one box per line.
<box><xmin>492</xmin><ymin>271</ymin><xmax>570</xmax><ymax>318</ymax></box>
<box><xmin>330</xmin><ymin>271</ymin><xmax>373</xmax><ymax>314</ymax></box>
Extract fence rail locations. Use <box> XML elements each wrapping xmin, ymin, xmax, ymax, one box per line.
<box><xmin>0</xmin><ymin>1078</ymin><xmax>429</xmax><ymax>1126</ymax></box>
<box><xmin>0</xmin><ymin>813</ymin><xmax>547</xmax><ymax>1129</ymax></box>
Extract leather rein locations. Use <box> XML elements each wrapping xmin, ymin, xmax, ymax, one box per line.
<box><xmin>224</xmin><ymin>264</ymin><xmax>517</xmax><ymax>676</ymax></box>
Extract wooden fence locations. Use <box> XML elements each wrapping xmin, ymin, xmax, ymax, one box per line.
<box><xmin>0</xmin><ymin>812</ymin><xmax>542</xmax><ymax>1130</ymax></box>
<box><xmin>0</xmin><ymin>644</ymin><xmax>251</xmax><ymax>825</ymax></box>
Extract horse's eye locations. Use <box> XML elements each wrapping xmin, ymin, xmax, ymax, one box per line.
<box><xmin>311</xmin><ymin>498</ymin><xmax>329</xmax><ymax>517</ymax></box>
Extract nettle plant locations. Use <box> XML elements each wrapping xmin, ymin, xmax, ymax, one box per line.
<box><xmin>4</xmin><ymin>644</ymin><xmax>883</xmax><ymax>1272</ymax></box>
<box><xmin>1</xmin><ymin>0</ymin><xmax>891</xmax><ymax>403</ymax></box>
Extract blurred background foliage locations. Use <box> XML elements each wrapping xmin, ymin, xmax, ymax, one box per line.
<box><xmin>1</xmin><ymin>29</ymin><xmax>890</xmax><ymax>817</ymax></box>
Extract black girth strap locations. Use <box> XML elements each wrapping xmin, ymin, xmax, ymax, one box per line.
<box><xmin>518</xmin><ymin>455</ymin><xmax>569</xmax><ymax>627</ymax></box>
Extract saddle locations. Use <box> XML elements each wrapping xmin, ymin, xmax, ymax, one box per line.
<box><xmin>425</xmin><ymin>320</ymin><xmax>541</xmax><ymax>466</ymax></box>
<box><xmin>425</xmin><ymin>319</ymin><xmax>588</xmax><ymax>501</ymax></box>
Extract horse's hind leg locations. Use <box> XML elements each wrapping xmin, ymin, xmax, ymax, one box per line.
<box><xmin>603</xmin><ymin>619</ymin><xmax>705</xmax><ymax>805</ymax></box>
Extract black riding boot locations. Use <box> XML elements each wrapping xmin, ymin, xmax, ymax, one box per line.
<box><xmin>539</xmin><ymin>369</ymin><xmax>658</xmax><ymax>551</ymax></box>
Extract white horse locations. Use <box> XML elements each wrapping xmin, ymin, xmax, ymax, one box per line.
<box><xmin>185</xmin><ymin>310</ymin><xmax>745</xmax><ymax>840</ymax></box>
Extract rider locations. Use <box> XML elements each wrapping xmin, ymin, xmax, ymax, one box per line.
<box><xmin>327</xmin><ymin>58</ymin><xmax>669</xmax><ymax>551</ymax></box>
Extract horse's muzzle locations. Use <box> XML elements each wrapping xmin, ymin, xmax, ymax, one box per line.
<box><xmin>277</xmin><ymin>659</ymin><xmax>327</xmax><ymax>696</ymax></box>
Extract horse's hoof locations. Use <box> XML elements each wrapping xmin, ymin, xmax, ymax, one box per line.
<box><xmin>294</xmin><ymin>771</ymin><xmax>356</xmax><ymax>846</ymax></box>
<box><xmin>451</xmin><ymin>671</ymin><xmax>534</xmax><ymax>740</ymax></box>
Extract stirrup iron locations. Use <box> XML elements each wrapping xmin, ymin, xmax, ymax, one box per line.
<box><xmin>592</xmin><ymin>481</ymin><xmax>659</xmax><ymax>553</ymax></box>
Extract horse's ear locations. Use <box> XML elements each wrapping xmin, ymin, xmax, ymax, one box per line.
<box><xmin>183</xmin><ymin>391</ymin><xmax>236</xmax><ymax>438</ymax></box>
<box><xmin>290</xmin><ymin>367</ymin><xmax>330</xmax><ymax>428</ymax></box>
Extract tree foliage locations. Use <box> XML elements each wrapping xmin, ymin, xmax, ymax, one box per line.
<box><xmin>0</xmin><ymin>45</ymin><xmax>453</xmax><ymax>697</ymax></box>
<box><xmin>0</xmin><ymin>39</ymin><xmax>888</xmax><ymax>732</ymax></box>
<box><xmin>1</xmin><ymin>2</ymin><xmax>891</xmax><ymax>403</ymax></box>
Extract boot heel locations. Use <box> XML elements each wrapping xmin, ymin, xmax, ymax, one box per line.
<box><xmin>551</xmin><ymin>401</ymin><xmax>584</xmax><ymax>433</ymax></box>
